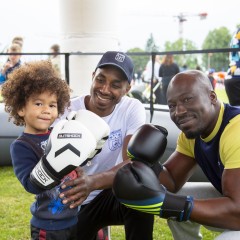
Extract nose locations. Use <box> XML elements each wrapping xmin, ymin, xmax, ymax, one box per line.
<box><xmin>100</xmin><ymin>83</ymin><xmax>110</xmax><ymax>94</ymax></box>
<box><xmin>42</xmin><ymin>105</ymin><xmax>51</xmax><ymax>114</ymax></box>
<box><xmin>175</xmin><ymin>103</ymin><xmax>187</xmax><ymax>117</ymax></box>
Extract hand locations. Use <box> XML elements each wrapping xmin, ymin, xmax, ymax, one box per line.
<box><xmin>59</xmin><ymin>167</ymin><xmax>92</xmax><ymax>208</ymax></box>
<box><xmin>2</xmin><ymin>62</ymin><xmax>12</xmax><ymax>74</ymax></box>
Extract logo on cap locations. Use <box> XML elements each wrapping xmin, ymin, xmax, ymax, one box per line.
<box><xmin>115</xmin><ymin>53</ymin><xmax>125</xmax><ymax>62</ymax></box>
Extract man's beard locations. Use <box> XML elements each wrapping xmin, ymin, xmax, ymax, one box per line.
<box><xmin>184</xmin><ymin>128</ymin><xmax>202</xmax><ymax>139</ymax></box>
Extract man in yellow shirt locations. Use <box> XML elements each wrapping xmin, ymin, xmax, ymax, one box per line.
<box><xmin>113</xmin><ymin>70</ymin><xmax>240</xmax><ymax>240</ymax></box>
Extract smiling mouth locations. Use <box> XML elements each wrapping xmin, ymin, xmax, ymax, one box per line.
<box><xmin>96</xmin><ymin>93</ymin><xmax>112</xmax><ymax>102</ymax></box>
<box><xmin>39</xmin><ymin>118</ymin><xmax>51</xmax><ymax>121</ymax></box>
<box><xmin>177</xmin><ymin>116</ymin><xmax>195</xmax><ymax>128</ymax></box>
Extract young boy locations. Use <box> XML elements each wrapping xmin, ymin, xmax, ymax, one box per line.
<box><xmin>1</xmin><ymin>60</ymin><xmax>78</xmax><ymax>240</ymax></box>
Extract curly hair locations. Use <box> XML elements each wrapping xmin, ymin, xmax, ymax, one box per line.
<box><xmin>1</xmin><ymin>60</ymin><xmax>71</xmax><ymax>126</ymax></box>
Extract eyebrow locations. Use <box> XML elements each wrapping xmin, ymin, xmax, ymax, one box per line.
<box><xmin>97</xmin><ymin>73</ymin><xmax>125</xmax><ymax>83</ymax></box>
<box><xmin>31</xmin><ymin>96</ymin><xmax>57</xmax><ymax>102</ymax></box>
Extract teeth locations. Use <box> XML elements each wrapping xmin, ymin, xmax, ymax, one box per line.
<box><xmin>97</xmin><ymin>94</ymin><xmax>109</xmax><ymax>101</ymax></box>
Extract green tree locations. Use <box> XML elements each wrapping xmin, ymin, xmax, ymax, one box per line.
<box><xmin>145</xmin><ymin>33</ymin><xmax>159</xmax><ymax>52</ymax></box>
<box><xmin>202</xmin><ymin>27</ymin><xmax>231</xmax><ymax>71</ymax></box>
<box><xmin>164</xmin><ymin>39</ymin><xmax>199</xmax><ymax>69</ymax></box>
<box><xmin>127</xmin><ymin>48</ymin><xmax>149</xmax><ymax>78</ymax></box>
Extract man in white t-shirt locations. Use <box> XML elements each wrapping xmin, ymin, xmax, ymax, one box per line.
<box><xmin>58</xmin><ymin>51</ymin><xmax>156</xmax><ymax>240</ymax></box>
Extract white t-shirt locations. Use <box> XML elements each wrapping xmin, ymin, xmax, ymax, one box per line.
<box><xmin>144</xmin><ymin>60</ymin><xmax>161</xmax><ymax>82</ymax></box>
<box><xmin>62</xmin><ymin>95</ymin><xmax>146</xmax><ymax>204</ymax></box>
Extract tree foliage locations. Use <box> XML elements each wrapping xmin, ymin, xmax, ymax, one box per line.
<box><xmin>126</xmin><ymin>26</ymin><xmax>237</xmax><ymax>74</ymax></box>
<box><xmin>202</xmin><ymin>27</ymin><xmax>231</xmax><ymax>71</ymax></box>
<box><xmin>145</xmin><ymin>33</ymin><xmax>159</xmax><ymax>52</ymax></box>
<box><xmin>127</xmin><ymin>48</ymin><xmax>149</xmax><ymax>77</ymax></box>
<box><xmin>164</xmin><ymin>39</ymin><xmax>199</xmax><ymax>69</ymax></box>
<box><xmin>128</xmin><ymin>33</ymin><xmax>160</xmax><ymax>77</ymax></box>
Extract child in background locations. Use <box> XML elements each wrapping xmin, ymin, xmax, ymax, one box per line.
<box><xmin>49</xmin><ymin>44</ymin><xmax>62</xmax><ymax>77</ymax></box>
<box><xmin>1</xmin><ymin>61</ymin><xmax>79</xmax><ymax>240</ymax></box>
<box><xmin>0</xmin><ymin>43</ymin><xmax>22</xmax><ymax>84</ymax></box>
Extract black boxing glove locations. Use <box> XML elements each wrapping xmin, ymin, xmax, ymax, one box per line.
<box><xmin>112</xmin><ymin>161</ymin><xmax>194</xmax><ymax>222</ymax></box>
<box><xmin>127</xmin><ymin>124</ymin><xmax>168</xmax><ymax>175</ymax></box>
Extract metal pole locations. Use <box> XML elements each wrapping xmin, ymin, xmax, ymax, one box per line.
<box><xmin>64</xmin><ymin>53</ymin><xmax>70</xmax><ymax>85</ymax></box>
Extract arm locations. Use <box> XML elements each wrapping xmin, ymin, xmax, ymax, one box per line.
<box><xmin>1</xmin><ymin>62</ymin><xmax>12</xmax><ymax>75</ymax></box>
<box><xmin>122</xmin><ymin>135</ymin><xmax>132</xmax><ymax>161</ymax></box>
<box><xmin>10</xmin><ymin>141</ymin><xmax>45</xmax><ymax>194</ymax></box>
<box><xmin>59</xmin><ymin>135</ymin><xmax>132</xmax><ymax>208</ymax></box>
<box><xmin>160</xmin><ymin>131</ymin><xmax>198</xmax><ymax>192</ymax></box>
<box><xmin>161</xmin><ymin>152</ymin><xmax>240</xmax><ymax>229</ymax></box>
<box><xmin>160</xmin><ymin>151</ymin><xmax>198</xmax><ymax>192</ymax></box>
<box><xmin>191</xmin><ymin>168</ymin><xmax>240</xmax><ymax>230</ymax></box>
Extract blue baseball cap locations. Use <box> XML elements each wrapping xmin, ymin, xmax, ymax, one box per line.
<box><xmin>95</xmin><ymin>51</ymin><xmax>134</xmax><ymax>83</ymax></box>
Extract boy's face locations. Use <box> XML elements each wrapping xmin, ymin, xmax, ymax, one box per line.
<box><xmin>18</xmin><ymin>92</ymin><xmax>58</xmax><ymax>134</ymax></box>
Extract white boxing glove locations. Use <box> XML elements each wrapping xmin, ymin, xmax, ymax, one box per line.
<box><xmin>67</xmin><ymin>109</ymin><xmax>110</xmax><ymax>160</ymax></box>
<box><xmin>30</xmin><ymin>119</ymin><xmax>97</xmax><ymax>190</ymax></box>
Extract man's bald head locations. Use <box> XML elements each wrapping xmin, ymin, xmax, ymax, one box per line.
<box><xmin>167</xmin><ymin>70</ymin><xmax>213</xmax><ymax>99</ymax></box>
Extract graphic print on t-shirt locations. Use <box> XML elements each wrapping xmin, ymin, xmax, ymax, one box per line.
<box><xmin>108</xmin><ymin>129</ymin><xmax>122</xmax><ymax>151</ymax></box>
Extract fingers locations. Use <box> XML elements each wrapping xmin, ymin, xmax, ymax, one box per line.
<box><xmin>75</xmin><ymin>166</ymin><xmax>85</xmax><ymax>177</ymax></box>
<box><xmin>69</xmin><ymin>197</ymin><xmax>86</xmax><ymax>209</ymax></box>
<box><xmin>60</xmin><ymin>167</ymin><xmax>89</xmax><ymax>208</ymax></box>
<box><xmin>61</xmin><ymin>177</ymin><xmax>79</xmax><ymax>190</ymax></box>
<box><xmin>61</xmin><ymin>167</ymin><xmax>85</xmax><ymax>189</ymax></box>
<box><xmin>62</xmin><ymin>190</ymin><xmax>87</xmax><ymax>208</ymax></box>
<box><xmin>60</xmin><ymin>176</ymin><xmax>86</xmax><ymax>197</ymax></box>
<box><xmin>60</xmin><ymin>182</ymin><xmax>88</xmax><ymax>207</ymax></box>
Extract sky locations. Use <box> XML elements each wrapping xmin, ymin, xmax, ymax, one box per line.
<box><xmin>118</xmin><ymin>0</ymin><xmax>240</xmax><ymax>50</ymax></box>
<box><xmin>0</xmin><ymin>0</ymin><xmax>239</xmax><ymax>52</ymax></box>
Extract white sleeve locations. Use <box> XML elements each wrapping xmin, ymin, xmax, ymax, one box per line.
<box><xmin>125</xmin><ymin>98</ymin><xmax>146</xmax><ymax>136</ymax></box>
<box><xmin>114</xmin><ymin>98</ymin><xmax>146</xmax><ymax>165</ymax></box>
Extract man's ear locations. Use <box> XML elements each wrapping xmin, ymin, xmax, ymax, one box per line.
<box><xmin>210</xmin><ymin>91</ymin><xmax>217</xmax><ymax>104</ymax></box>
<box><xmin>126</xmin><ymin>83</ymin><xmax>131</xmax><ymax>94</ymax></box>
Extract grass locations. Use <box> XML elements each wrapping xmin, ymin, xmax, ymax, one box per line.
<box><xmin>1</xmin><ymin>166</ymin><xmax>221</xmax><ymax>240</ymax></box>
<box><xmin>215</xmin><ymin>84</ymin><xmax>229</xmax><ymax>103</ymax></box>
<box><xmin>0</xmin><ymin>167</ymin><xmax>34</xmax><ymax>240</ymax></box>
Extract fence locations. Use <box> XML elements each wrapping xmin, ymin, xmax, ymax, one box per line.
<box><xmin>1</xmin><ymin>48</ymin><xmax>239</xmax><ymax>83</ymax></box>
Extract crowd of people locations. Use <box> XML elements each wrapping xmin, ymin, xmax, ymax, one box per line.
<box><xmin>1</xmin><ymin>29</ymin><xmax>240</xmax><ymax>240</ymax></box>
<box><xmin>132</xmin><ymin>54</ymin><xmax>227</xmax><ymax>105</ymax></box>
<box><xmin>0</xmin><ymin>36</ymin><xmax>62</xmax><ymax>87</ymax></box>
<box><xmin>0</xmin><ymin>36</ymin><xmax>63</xmax><ymax>103</ymax></box>
<box><xmin>0</xmin><ymin>36</ymin><xmax>23</xmax><ymax>85</ymax></box>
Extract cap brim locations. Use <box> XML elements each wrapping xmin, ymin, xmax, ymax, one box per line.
<box><xmin>97</xmin><ymin>63</ymin><xmax>130</xmax><ymax>83</ymax></box>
